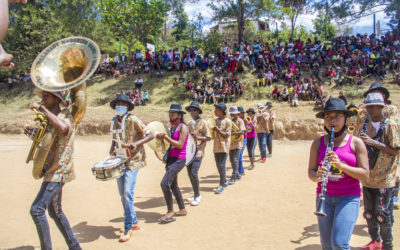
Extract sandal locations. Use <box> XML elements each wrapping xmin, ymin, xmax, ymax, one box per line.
<box><xmin>174</xmin><ymin>210</ymin><xmax>187</xmax><ymax>217</ymax></box>
<box><xmin>159</xmin><ymin>216</ymin><xmax>176</xmax><ymax>224</ymax></box>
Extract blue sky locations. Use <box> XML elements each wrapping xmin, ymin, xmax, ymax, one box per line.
<box><xmin>184</xmin><ymin>1</ymin><xmax>392</xmax><ymax>36</ymax></box>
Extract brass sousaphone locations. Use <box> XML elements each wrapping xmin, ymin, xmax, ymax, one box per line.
<box><xmin>146</xmin><ymin>121</ymin><xmax>171</xmax><ymax>161</ymax></box>
<box><xmin>27</xmin><ymin>37</ymin><xmax>100</xmax><ymax>179</ymax></box>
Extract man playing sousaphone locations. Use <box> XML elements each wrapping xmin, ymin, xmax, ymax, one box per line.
<box><xmin>25</xmin><ymin>90</ymin><xmax>82</xmax><ymax>250</ymax></box>
<box><xmin>108</xmin><ymin>93</ymin><xmax>154</xmax><ymax>242</ymax></box>
<box><xmin>185</xmin><ymin>102</ymin><xmax>211</xmax><ymax>206</ymax></box>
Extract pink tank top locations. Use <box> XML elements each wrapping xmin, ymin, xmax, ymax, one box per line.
<box><xmin>246</xmin><ymin>118</ymin><xmax>257</xmax><ymax>138</ymax></box>
<box><xmin>169</xmin><ymin>123</ymin><xmax>188</xmax><ymax>159</ymax></box>
<box><xmin>316</xmin><ymin>134</ymin><xmax>360</xmax><ymax>197</ymax></box>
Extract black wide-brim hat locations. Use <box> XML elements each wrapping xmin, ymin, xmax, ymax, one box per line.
<box><xmin>168</xmin><ymin>104</ymin><xmax>186</xmax><ymax>114</ymax></box>
<box><xmin>363</xmin><ymin>82</ymin><xmax>390</xmax><ymax>100</ymax></box>
<box><xmin>214</xmin><ymin>102</ymin><xmax>227</xmax><ymax>114</ymax></box>
<box><xmin>110</xmin><ymin>93</ymin><xmax>134</xmax><ymax>111</ymax></box>
<box><xmin>185</xmin><ymin>101</ymin><xmax>203</xmax><ymax>114</ymax></box>
<box><xmin>316</xmin><ymin>98</ymin><xmax>356</xmax><ymax>119</ymax></box>
<box><xmin>246</xmin><ymin>108</ymin><xmax>256</xmax><ymax>114</ymax></box>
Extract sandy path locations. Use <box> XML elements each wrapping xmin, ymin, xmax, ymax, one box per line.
<box><xmin>0</xmin><ymin>135</ymin><xmax>398</xmax><ymax>250</ymax></box>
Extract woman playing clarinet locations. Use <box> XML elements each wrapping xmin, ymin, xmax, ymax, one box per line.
<box><xmin>308</xmin><ymin>98</ymin><xmax>369</xmax><ymax>250</ymax></box>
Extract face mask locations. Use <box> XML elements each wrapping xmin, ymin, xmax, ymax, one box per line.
<box><xmin>115</xmin><ymin>105</ymin><xmax>128</xmax><ymax>116</ymax></box>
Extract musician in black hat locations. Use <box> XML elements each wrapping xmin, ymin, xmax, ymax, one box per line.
<box><xmin>108</xmin><ymin>93</ymin><xmax>154</xmax><ymax>242</ymax></box>
<box><xmin>308</xmin><ymin>98</ymin><xmax>369</xmax><ymax>250</ymax></box>
<box><xmin>157</xmin><ymin>104</ymin><xmax>189</xmax><ymax>223</ymax></box>
<box><xmin>245</xmin><ymin>108</ymin><xmax>257</xmax><ymax>170</ymax></box>
<box><xmin>185</xmin><ymin>102</ymin><xmax>211</xmax><ymax>206</ymax></box>
<box><xmin>213</xmin><ymin>102</ymin><xmax>232</xmax><ymax>194</ymax></box>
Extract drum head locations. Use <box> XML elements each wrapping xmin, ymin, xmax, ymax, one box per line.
<box><xmin>185</xmin><ymin>134</ymin><xmax>197</xmax><ymax>167</ymax></box>
<box><xmin>147</xmin><ymin>121</ymin><xmax>171</xmax><ymax>152</ymax></box>
<box><xmin>93</xmin><ymin>156</ymin><xmax>125</xmax><ymax>170</ymax></box>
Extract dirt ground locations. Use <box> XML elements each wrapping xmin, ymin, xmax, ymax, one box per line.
<box><xmin>0</xmin><ymin>135</ymin><xmax>398</xmax><ymax>250</ymax></box>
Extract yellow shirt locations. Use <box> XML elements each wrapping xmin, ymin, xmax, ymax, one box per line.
<box><xmin>213</xmin><ymin>117</ymin><xmax>232</xmax><ymax>153</ymax></box>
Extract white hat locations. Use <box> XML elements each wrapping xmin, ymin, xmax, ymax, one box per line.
<box><xmin>229</xmin><ymin>106</ymin><xmax>240</xmax><ymax>114</ymax></box>
<box><xmin>363</xmin><ymin>93</ymin><xmax>385</xmax><ymax>107</ymax></box>
<box><xmin>257</xmin><ymin>103</ymin><xmax>264</xmax><ymax>109</ymax></box>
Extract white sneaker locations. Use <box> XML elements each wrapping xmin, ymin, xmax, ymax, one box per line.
<box><xmin>186</xmin><ymin>196</ymin><xmax>195</xmax><ymax>202</ymax></box>
<box><xmin>191</xmin><ymin>195</ymin><xmax>202</xmax><ymax>206</ymax></box>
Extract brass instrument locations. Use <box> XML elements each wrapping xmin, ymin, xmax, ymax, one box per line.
<box><xmin>347</xmin><ymin>107</ymin><xmax>360</xmax><ymax>134</ymax></box>
<box><xmin>231</xmin><ymin>119</ymin><xmax>243</xmax><ymax>143</ymax></box>
<box><xmin>207</xmin><ymin>117</ymin><xmax>217</xmax><ymax>139</ymax></box>
<box><xmin>245</xmin><ymin>115</ymin><xmax>253</xmax><ymax>129</ymax></box>
<box><xmin>27</xmin><ymin>37</ymin><xmax>100</xmax><ymax>179</ymax></box>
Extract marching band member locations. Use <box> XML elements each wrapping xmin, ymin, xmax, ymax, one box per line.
<box><xmin>213</xmin><ymin>102</ymin><xmax>232</xmax><ymax>194</ymax></box>
<box><xmin>108</xmin><ymin>93</ymin><xmax>154</xmax><ymax>242</ymax></box>
<box><xmin>158</xmin><ymin>104</ymin><xmax>189</xmax><ymax>223</ymax></box>
<box><xmin>265</xmin><ymin>102</ymin><xmax>275</xmax><ymax>158</ymax></box>
<box><xmin>245</xmin><ymin>108</ymin><xmax>257</xmax><ymax>170</ymax></box>
<box><xmin>308</xmin><ymin>98</ymin><xmax>369</xmax><ymax>250</ymax></box>
<box><xmin>237</xmin><ymin>106</ymin><xmax>247</xmax><ymax>176</ymax></box>
<box><xmin>25</xmin><ymin>90</ymin><xmax>82</xmax><ymax>250</ymax></box>
<box><xmin>228</xmin><ymin>106</ymin><xmax>246</xmax><ymax>184</ymax></box>
<box><xmin>255</xmin><ymin>103</ymin><xmax>270</xmax><ymax>163</ymax></box>
<box><xmin>357</xmin><ymin>93</ymin><xmax>399</xmax><ymax>250</ymax></box>
<box><xmin>185</xmin><ymin>102</ymin><xmax>211</xmax><ymax>206</ymax></box>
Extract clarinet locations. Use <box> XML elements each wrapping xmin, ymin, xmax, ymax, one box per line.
<box><xmin>315</xmin><ymin>126</ymin><xmax>335</xmax><ymax>217</ymax></box>
<box><xmin>360</xmin><ymin>114</ymin><xmax>371</xmax><ymax>135</ymax></box>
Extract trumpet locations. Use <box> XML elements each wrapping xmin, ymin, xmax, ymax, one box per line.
<box><xmin>347</xmin><ymin>107</ymin><xmax>360</xmax><ymax>134</ymax></box>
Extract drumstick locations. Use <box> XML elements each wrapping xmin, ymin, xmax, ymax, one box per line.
<box><xmin>112</xmin><ymin>139</ymin><xmax>130</xmax><ymax>148</ymax></box>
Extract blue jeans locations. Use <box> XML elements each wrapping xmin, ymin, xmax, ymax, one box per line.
<box><xmin>117</xmin><ymin>169</ymin><xmax>138</xmax><ymax>229</ymax></box>
<box><xmin>30</xmin><ymin>182</ymin><xmax>81</xmax><ymax>250</ymax></box>
<box><xmin>214</xmin><ymin>153</ymin><xmax>228</xmax><ymax>186</ymax></box>
<box><xmin>266</xmin><ymin>130</ymin><xmax>274</xmax><ymax>155</ymax></box>
<box><xmin>257</xmin><ymin>133</ymin><xmax>267</xmax><ymax>158</ymax></box>
<box><xmin>316</xmin><ymin>195</ymin><xmax>360</xmax><ymax>250</ymax></box>
<box><xmin>239</xmin><ymin>137</ymin><xmax>247</xmax><ymax>174</ymax></box>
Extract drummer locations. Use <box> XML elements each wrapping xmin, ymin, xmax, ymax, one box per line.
<box><xmin>185</xmin><ymin>101</ymin><xmax>211</xmax><ymax>206</ymax></box>
<box><xmin>157</xmin><ymin>104</ymin><xmax>190</xmax><ymax>223</ymax></box>
<box><xmin>109</xmin><ymin>93</ymin><xmax>154</xmax><ymax>242</ymax></box>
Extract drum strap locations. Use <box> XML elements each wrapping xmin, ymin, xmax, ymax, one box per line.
<box><xmin>110</xmin><ymin>114</ymin><xmax>134</xmax><ymax>148</ymax></box>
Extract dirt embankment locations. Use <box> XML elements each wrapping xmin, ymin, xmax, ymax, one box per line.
<box><xmin>0</xmin><ymin>119</ymin><xmax>325</xmax><ymax>140</ymax></box>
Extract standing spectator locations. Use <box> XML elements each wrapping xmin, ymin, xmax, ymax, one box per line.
<box><xmin>338</xmin><ymin>91</ymin><xmax>347</xmax><ymax>105</ymax></box>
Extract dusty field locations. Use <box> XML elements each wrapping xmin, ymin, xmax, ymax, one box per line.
<box><xmin>0</xmin><ymin>135</ymin><xmax>398</xmax><ymax>250</ymax></box>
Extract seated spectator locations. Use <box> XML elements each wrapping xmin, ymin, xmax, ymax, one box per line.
<box><xmin>204</xmin><ymin>84</ymin><xmax>216</xmax><ymax>104</ymax></box>
<box><xmin>238</xmin><ymin>81</ymin><xmax>245</xmax><ymax>97</ymax></box>
<box><xmin>265</xmin><ymin>70</ymin><xmax>274</xmax><ymax>87</ymax></box>
<box><xmin>173</xmin><ymin>77</ymin><xmax>178</xmax><ymax>86</ymax></box>
<box><xmin>291</xmin><ymin>92</ymin><xmax>299</xmax><ymax>107</ymax></box>
<box><xmin>272</xmin><ymin>85</ymin><xmax>280</xmax><ymax>100</ymax></box>
<box><xmin>143</xmin><ymin>90</ymin><xmax>150</xmax><ymax>104</ymax></box>
<box><xmin>280</xmin><ymin>87</ymin><xmax>289</xmax><ymax>101</ymax></box>
<box><xmin>134</xmin><ymin>76</ymin><xmax>143</xmax><ymax>89</ymax></box>
<box><xmin>256</xmin><ymin>70</ymin><xmax>265</xmax><ymax>87</ymax></box>
<box><xmin>178</xmin><ymin>74</ymin><xmax>186</xmax><ymax>83</ymax></box>
<box><xmin>185</xmin><ymin>81</ymin><xmax>193</xmax><ymax>90</ymax></box>
<box><xmin>338</xmin><ymin>91</ymin><xmax>347</xmax><ymax>105</ymax></box>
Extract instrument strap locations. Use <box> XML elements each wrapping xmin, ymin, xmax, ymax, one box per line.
<box><xmin>110</xmin><ymin>113</ymin><xmax>133</xmax><ymax>148</ymax></box>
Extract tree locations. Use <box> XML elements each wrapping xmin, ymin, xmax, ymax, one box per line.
<box><xmin>278</xmin><ymin>0</ymin><xmax>307</xmax><ymax>40</ymax></box>
<box><xmin>171</xmin><ymin>5</ymin><xmax>190</xmax><ymax>41</ymax></box>
<box><xmin>313</xmin><ymin>12</ymin><xmax>337</xmax><ymax>40</ymax></box>
<box><xmin>98</xmin><ymin>0</ymin><xmax>169</xmax><ymax>55</ymax></box>
<box><xmin>208</xmin><ymin>0</ymin><xmax>275</xmax><ymax>43</ymax></box>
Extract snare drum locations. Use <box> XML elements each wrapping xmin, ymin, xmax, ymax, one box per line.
<box><xmin>92</xmin><ymin>156</ymin><xmax>127</xmax><ymax>181</ymax></box>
